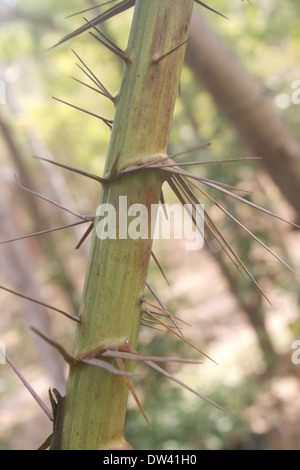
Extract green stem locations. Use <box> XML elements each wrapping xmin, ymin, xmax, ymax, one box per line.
<box><xmin>61</xmin><ymin>0</ymin><xmax>194</xmax><ymax>450</ymax></box>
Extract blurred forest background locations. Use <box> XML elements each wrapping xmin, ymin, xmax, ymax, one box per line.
<box><xmin>0</xmin><ymin>0</ymin><xmax>300</xmax><ymax>450</ymax></box>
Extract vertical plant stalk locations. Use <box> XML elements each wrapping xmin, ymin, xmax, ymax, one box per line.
<box><xmin>61</xmin><ymin>0</ymin><xmax>194</xmax><ymax>450</ymax></box>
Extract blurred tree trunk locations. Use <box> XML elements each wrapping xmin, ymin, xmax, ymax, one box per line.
<box><xmin>214</xmin><ymin>243</ymin><xmax>277</xmax><ymax>369</ymax></box>
<box><xmin>185</xmin><ymin>11</ymin><xmax>300</xmax><ymax>221</ymax></box>
<box><xmin>0</xmin><ymin>185</ymin><xmax>66</xmax><ymax>392</ymax></box>
<box><xmin>0</xmin><ymin>111</ymin><xmax>81</xmax><ymax>311</ymax></box>
<box><xmin>178</xmin><ymin>93</ymin><xmax>279</xmax><ymax>371</ymax></box>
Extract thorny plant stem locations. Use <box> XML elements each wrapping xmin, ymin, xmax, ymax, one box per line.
<box><xmin>61</xmin><ymin>0</ymin><xmax>194</xmax><ymax>450</ymax></box>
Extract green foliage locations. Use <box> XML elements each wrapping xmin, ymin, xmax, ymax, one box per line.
<box><xmin>125</xmin><ymin>376</ymin><xmax>257</xmax><ymax>450</ymax></box>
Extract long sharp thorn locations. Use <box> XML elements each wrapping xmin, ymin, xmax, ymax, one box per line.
<box><xmin>89</xmin><ymin>31</ymin><xmax>130</xmax><ymax>63</ymax></box>
<box><xmin>160</xmin><ymin>189</ymin><xmax>169</xmax><ymax>220</ymax></box>
<box><xmin>145</xmin><ymin>281</ymin><xmax>169</xmax><ymax>308</ymax></box>
<box><xmin>176</xmin><ymin>176</ymin><xmax>272</xmax><ymax>303</ymax></box>
<box><xmin>196</xmin><ymin>177</ymin><xmax>251</xmax><ymax>194</ymax></box>
<box><xmin>0</xmin><ymin>346</ymin><xmax>53</xmax><ymax>421</ymax></box>
<box><xmin>166</xmin><ymin>166</ymin><xmax>300</xmax><ymax>230</ymax></box>
<box><xmin>52</xmin><ymin>0</ymin><xmax>135</xmax><ymax>48</ymax></box>
<box><xmin>152</xmin><ymin>39</ymin><xmax>190</xmax><ymax>65</ymax></box>
<box><xmin>78</xmin><ymin>349</ymin><xmax>139</xmax><ymax>377</ymax></box>
<box><xmin>71</xmin><ymin>76</ymin><xmax>115</xmax><ymax>103</ymax></box>
<box><xmin>101</xmin><ymin>349</ymin><xmax>203</xmax><ymax>364</ymax></box>
<box><xmin>75</xmin><ymin>63</ymin><xmax>106</xmax><ymax>93</ymax></box>
<box><xmin>71</xmin><ymin>49</ymin><xmax>115</xmax><ymax>102</ymax></box>
<box><xmin>0</xmin><ymin>220</ymin><xmax>89</xmax><ymax>245</ymax></box>
<box><xmin>194</xmin><ymin>0</ymin><xmax>229</xmax><ymax>20</ymax></box>
<box><xmin>33</xmin><ymin>155</ymin><xmax>106</xmax><ymax>184</ymax></box>
<box><xmin>145</xmin><ymin>281</ymin><xmax>184</xmax><ymax>336</ymax></box>
<box><xmin>72</xmin><ymin>49</ymin><xmax>103</xmax><ymax>85</ymax></box>
<box><xmin>204</xmin><ymin>210</ymin><xmax>253</xmax><ymax>283</ymax></box>
<box><xmin>148</xmin><ymin>313</ymin><xmax>185</xmax><ymax>331</ymax></box>
<box><xmin>121</xmin><ymin>142</ymin><xmax>211</xmax><ymax>175</ymax></box>
<box><xmin>170</xmin><ymin>142</ymin><xmax>211</xmax><ymax>159</ymax></box>
<box><xmin>199</xmin><ymin>177</ymin><xmax>300</xmax><ymax>229</ymax></box>
<box><xmin>144</xmin><ymin>300</ymin><xmax>191</xmax><ymax>327</ymax></box>
<box><xmin>151</xmin><ymin>251</ymin><xmax>170</xmax><ymax>286</ymax></box>
<box><xmin>15</xmin><ymin>175</ymin><xmax>93</xmax><ymax>221</ymax></box>
<box><xmin>38</xmin><ymin>434</ymin><xmax>53</xmax><ymax>451</ymax></box>
<box><xmin>147</xmin><ymin>311</ymin><xmax>184</xmax><ymax>329</ymax></box>
<box><xmin>144</xmin><ymin>360</ymin><xmax>223</xmax><ymax>410</ymax></box>
<box><xmin>168</xmin><ymin>177</ymin><xmax>207</xmax><ymax>249</ymax></box>
<box><xmin>140</xmin><ymin>321</ymin><xmax>165</xmax><ymax>333</ymax></box>
<box><xmin>31</xmin><ymin>328</ymin><xmax>75</xmax><ymax>365</ymax></box>
<box><xmin>142</xmin><ymin>316</ymin><xmax>175</xmax><ymax>329</ymax></box>
<box><xmin>52</xmin><ymin>96</ymin><xmax>113</xmax><ymax>128</ymax></box>
<box><xmin>75</xmin><ymin>222</ymin><xmax>94</xmax><ymax>249</ymax></box>
<box><xmin>123</xmin><ymin>159</ymin><xmax>250</xmax><ymax>194</ymax></box>
<box><xmin>143</xmin><ymin>307</ymin><xmax>217</xmax><ymax>364</ymax></box>
<box><xmin>117</xmin><ymin>154</ymin><xmax>173</xmax><ymax>175</ymax></box>
<box><xmin>187</xmin><ymin>178</ymin><xmax>300</xmax><ymax>277</ymax></box>
<box><xmin>172</xmin><ymin>176</ymin><xmax>253</xmax><ymax>280</ymax></box>
<box><xmin>65</xmin><ymin>1</ymin><xmax>118</xmax><ymax>18</ymax></box>
<box><xmin>83</xmin><ymin>17</ymin><xmax>124</xmax><ymax>53</ymax></box>
<box><xmin>115</xmin><ymin>357</ymin><xmax>151</xmax><ymax>428</ymax></box>
<box><xmin>173</xmin><ymin>170</ymin><xmax>252</xmax><ymax>194</ymax></box>
<box><xmin>0</xmin><ymin>284</ymin><xmax>80</xmax><ymax>322</ymax></box>
<box><xmin>81</xmin><ymin>357</ymin><xmax>138</xmax><ymax>377</ymax></box>
<box><xmin>157</xmin><ymin>166</ymin><xmax>251</xmax><ymax>193</ymax></box>
<box><xmin>176</xmin><ymin>174</ymin><xmax>248</xmax><ymax>264</ymax></box>
<box><xmin>158</xmin><ymin>157</ymin><xmax>262</xmax><ymax>167</ymax></box>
